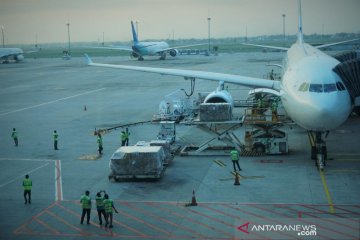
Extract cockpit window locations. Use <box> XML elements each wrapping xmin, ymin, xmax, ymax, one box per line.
<box><xmin>298</xmin><ymin>82</ymin><xmax>309</xmax><ymax>92</ymax></box>
<box><xmin>336</xmin><ymin>82</ymin><xmax>346</xmax><ymax>91</ymax></box>
<box><xmin>309</xmin><ymin>84</ymin><xmax>323</xmax><ymax>93</ymax></box>
<box><xmin>324</xmin><ymin>84</ymin><xmax>337</xmax><ymax>93</ymax></box>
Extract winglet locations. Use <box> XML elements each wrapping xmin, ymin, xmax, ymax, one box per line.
<box><xmin>84</xmin><ymin>54</ymin><xmax>93</xmax><ymax>65</ymax></box>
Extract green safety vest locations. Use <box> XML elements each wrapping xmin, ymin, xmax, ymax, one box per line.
<box><xmin>103</xmin><ymin>199</ymin><xmax>113</xmax><ymax>213</ymax></box>
<box><xmin>97</xmin><ymin>136</ymin><xmax>102</xmax><ymax>146</ymax></box>
<box><xmin>257</xmin><ymin>98</ymin><xmax>264</xmax><ymax>108</ymax></box>
<box><xmin>80</xmin><ymin>195</ymin><xmax>91</xmax><ymax>209</ymax></box>
<box><xmin>12</xmin><ymin>131</ymin><xmax>17</xmax><ymax>138</ymax></box>
<box><xmin>230</xmin><ymin>150</ymin><xmax>239</xmax><ymax>161</ymax></box>
<box><xmin>23</xmin><ymin>179</ymin><xmax>32</xmax><ymax>190</ymax></box>
<box><xmin>124</xmin><ymin>132</ymin><xmax>130</xmax><ymax>139</ymax></box>
<box><xmin>271</xmin><ymin>102</ymin><xmax>278</xmax><ymax>111</ymax></box>
<box><xmin>121</xmin><ymin>133</ymin><xmax>126</xmax><ymax>141</ymax></box>
<box><xmin>53</xmin><ymin>132</ymin><xmax>58</xmax><ymax>140</ymax></box>
<box><xmin>95</xmin><ymin>196</ymin><xmax>104</xmax><ymax>209</ymax></box>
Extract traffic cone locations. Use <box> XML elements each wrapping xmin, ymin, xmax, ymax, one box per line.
<box><xmin>234</xmin><ymin>172</ymin><xmax>240</xmax><ymax>185</ymax></box>
<box><xmin>191</xmin><ymin>190</ymin><xmax>198</xmax><ymax>206</ymax></box>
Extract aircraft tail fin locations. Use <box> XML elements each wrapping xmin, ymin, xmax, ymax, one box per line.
<box><xmin>131</xmin><ymin>21</ymin><xmax>139</xmax><ymax>44</ymax></box>
<box><xmin>84</xmin><ymin>54</ymin><xmax>93</xmax><ymax>65</ymax></box>
<box><xmin>297</xmin><ymin>0</ymin><xmax>304</xmax><ymax>45</ymax></box>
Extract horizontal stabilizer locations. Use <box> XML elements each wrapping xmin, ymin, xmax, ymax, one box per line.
<box><xmin>315</xmin><ymin>39</ymin><xmax>359</xmax><ymax>49</ymax></box>
<box><xmin>242</xmin><ymin>43</ymin><xmax>288</xmax><ymax>51</ymax></box>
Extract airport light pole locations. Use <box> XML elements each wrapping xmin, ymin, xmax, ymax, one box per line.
<box><xmin>282</xmin><ymin>14</ymin><xmax>286</xmax><ymax>41</ymax></box>
<box><xmin>207</xmin><ymin>17</ymin><xmax>211</xmax><ymax>53</ymax></box>
<box><xmin>1</xmin><ymin>26</ymin><xmax>5</xmax><ymax>48</ymax></box>
<box><xmin>66</xmin><ymin>23</ymin><xmax>71</xmax><ymax>55</ymax></box>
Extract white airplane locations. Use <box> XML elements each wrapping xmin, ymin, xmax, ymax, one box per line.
<box><xmin>85</xmin><ymin>0</ymin><xmax>360</xmax><ymax>170</ymax></box>
<box><xmin>95</xmin><ymin>21</ymin><xmax>205</xmax><ymax>61</ymax></box>
<box><xmin>0</xmin><ymin>48</ymin><xmax>24</xmax><ymax>63</ymax></box>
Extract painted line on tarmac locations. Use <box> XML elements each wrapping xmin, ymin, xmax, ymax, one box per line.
<box><xmin>319</xmin><ymin>171</ymin><xmax>335</xmax><ymax>214</ymax></box>
<box><xmin>0</xmin><ymin>88</ymin><xmax>106</xmax><ymax>117</ymax></box>
<box><xmin>55</xmin><ymin>160</ymin><xmax>63</xmax><ymax>201</ymax></box>
<box><xmin>0</xmin><ymin>160</ymin><xmax>50</xmax><ymax>188</ymax></box>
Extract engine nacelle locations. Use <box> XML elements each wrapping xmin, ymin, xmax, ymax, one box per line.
<box><xmin>131</xmin><ymin>52</ymin><xmax>139</xmax><ymax>58</ymax></box>
<box><xmin>169</xmin><ymin>49</ymin><xmax>178</xmax><ymax>57</ymax></box>
<box><xmin>204</xmin><ymin>90</ymin><xmax>234</xmax><ymax>107</ymax></box>
<box><xmin>15</xmin><ymin>54</ymin><xmax>24</xmax><ymax>62</ymax></box>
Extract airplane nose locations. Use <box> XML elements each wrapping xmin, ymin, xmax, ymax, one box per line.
<box><xmin>310</xmin><ymin>96</ymin><xmax>349</xmax><ymax>130</ymax></box>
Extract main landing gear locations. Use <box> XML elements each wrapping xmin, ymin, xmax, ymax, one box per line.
<box><xmin>309</xmin><ymin>131</ymin><xmax>328</xmax><ymax>171</ymax></box>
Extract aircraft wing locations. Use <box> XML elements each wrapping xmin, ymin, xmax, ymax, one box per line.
<box><xmin>315</xmin><ymin>38</ymin><xmax>359</xmax><ymax>49</ymax></box>
<box><xmin>161</xmin><ymin>43</ymin><xmax>207</xmax><ymax>52</ymax></box>
<box><xmin>242</xmin><ymin>43</ymin><xmax>289</xmax><ymax>51</ymax></box>
<box><xmin>90</xmin><ymin>45</ymin><xmax>133</xmax><ymax>52</ymax></box>
<box><xmin>85</xmin><ymin>54</ymin><xmax>280</xmax><ymax>90</ymax></box>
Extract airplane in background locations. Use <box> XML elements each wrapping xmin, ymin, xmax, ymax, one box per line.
<box><xmin>94</xmin><ymin>21</ymin><xmax>205</xmax><ymax>61</ymax></box>
<box><xmin>0</xmin><ymin>48</ymin><xmax>24</xmax><ymax>63</ymax></box>
<box><xmin>85</xmin><ymin>0</ymin><xmax>360</xmax><ymax>170</ymax></box>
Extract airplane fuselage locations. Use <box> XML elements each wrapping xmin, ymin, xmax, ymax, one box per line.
<box><xmin>280</xmin><ymin>42</ymin><xmax>352</xmax><ymax>131</ymax></box>
<box><xmin>133</xmin><ymin>41</ymin><xmax>169</xmax><ymax>56</ymax></box>
<box><xmin>0</xmin><ymin>48</ymin><xmax>24</xmax><ymax>62</ymax></box>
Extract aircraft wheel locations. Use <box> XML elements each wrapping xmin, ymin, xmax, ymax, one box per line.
<box><xmin>254</xmin><ymin>143</ymin><xmax>265</xmax><ymax>153</ymax></box>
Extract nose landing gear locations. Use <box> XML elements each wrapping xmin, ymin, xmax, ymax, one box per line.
<box><xmin>309</xmin><ymin>131</ymin><xmax>328</xmax><ymax>171</ymax></box>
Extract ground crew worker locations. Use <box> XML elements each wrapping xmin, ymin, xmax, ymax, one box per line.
<box><xmin>269</xmin><ymin>69</ymin><xmax>275</xmax><ymax>80</ymax></box>
<box><xmin>12</xmin><ymin>128</ymin><xmax>18</xmax><ymax>146</ymax></box>
<box><xmin>271</xmin><ymin>100</ymin><xmax>278</xmax><ymax>122</ymax></box>
<box><xmin>80</xmin><ymin>190</ymin><xmax>92</xmax><ymax>225</ymax></box>
<box><xmin>257</xmin><ymin>96</ymin><xmax>264</xmax><ymax>109</ymax></box>
<box><xmin>23</xmin><ymin>174</ymin><xmax>32</xmax><ymax>204</ymax></box>
<box><xmin>95</xmin><ymin>191</ymin><xmax>107</xmax><ymax>226</ymax></box>
<box><xmin>124</xmin><ymin>128</ymin><xmax>130</xmax><ymax>146</ymax></box>
<box><xmin>103</xmin><ymin>193</ymin><xmax>118</xmax><ymax>228</ymax></box>
<box><xmin>230</xmin><ymin>149</ymin><xmax>242</xmax><ymax>172</ymax></box>
<box><xmin>121</xmin><ymin>131</ymin><xmax>126</xmax><ymax>146</ymax></box>
<box><xmin>53</xmin><ymin>130</ymin><xmax>59</xmax><ymax>150</ymax></box>
<box><xmin>97</xmin><ymin>133</ymin><xmax>103</xmax><ymax>155</ymax></box>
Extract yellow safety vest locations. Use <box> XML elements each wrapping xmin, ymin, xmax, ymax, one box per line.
<box><xmin>230</xmin><ymin>150</ymin><xmax>239</xmax><ymax>161</ymax></box>
<box><xmin>104</xmin><ymin>199</ymin><xmax>113</xmax><ymax>213</ymax></box>
<box><xmin>53</xmin><ymin>132</ymin><xmax>58</xmax><ymax>140</ymax></box>
<box><xmin>23</xmin><ymin>179</ymin><xmax>32</xmax><ymax>190</ymax></box>
<box><xmin>96</xmin><ymin>196</ymin><xmax>104</xmax><ymax>209</ymax></box>
<box><xmin>80</xmin><ymin>195</ymin><xmax>91</xmax><ymax>209</ymax></box>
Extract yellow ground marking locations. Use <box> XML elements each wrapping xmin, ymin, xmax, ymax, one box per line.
<box><xmin>319</xmin><ymin>171</ymin><xmax>335</xmax><ymax>214</ymax></box>
<box><xmin>214</xmin><ymin>159</ymin><xmax>226</xmax><ymax>167</ymax></box>
<box><xmin>78</xmin><ymin>154</ymin><xmax>101</xmax><ymax>160</ymax></box>
<box><xmin>327</xmin><ymin>169</ymin><xmax>360</xmax><ymax>174</ymax></box>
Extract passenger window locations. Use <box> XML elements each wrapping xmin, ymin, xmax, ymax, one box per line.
<box><xmin>309</xmin><ymin>84</ymin><xmax>323</xmax><ymax>92</ymax></box>
<box><xmin>324</xmin><ymin>84</ymin><xmax>337</xmax><ymax>92</ymax></box>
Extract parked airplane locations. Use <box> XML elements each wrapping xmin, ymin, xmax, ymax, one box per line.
<box><xmin>0</xmin><ymin>48</ymin><xmax>24</xmax><ymax>63</ymax></box>
<box><xmin>85</xmin><ymin>0</ymin><xmax>360</xmax><ymax>170</ymax></box>
<box><xmin>95</xmin><ymin>21</ymin><xmax>205</xmax><ymax>61</ymax></box>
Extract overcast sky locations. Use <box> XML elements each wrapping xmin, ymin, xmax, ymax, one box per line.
<box><xmin>1</xmin><ymin>0</ymin><xmax>360</xmax><ymax>45</ymax></box>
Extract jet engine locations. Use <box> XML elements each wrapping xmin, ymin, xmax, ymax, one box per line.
<box><xmin>131</xmin><ymin>52</ymin><xmax>139</xmax><ymax>58</ymax></box>
<box><xmin>169</xmin><ymin>49</ymin><xmax>179</xmax><ymax>57</ymax></box>
<box><xmin>15</xmin><ymin>54</ymin><xmax>24</xmax><ymax>62</ymax></box>
<box><xmin>204</xmin><ymin>89</ymin><xmax>234</xmax><ymax>107</ymax></box>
